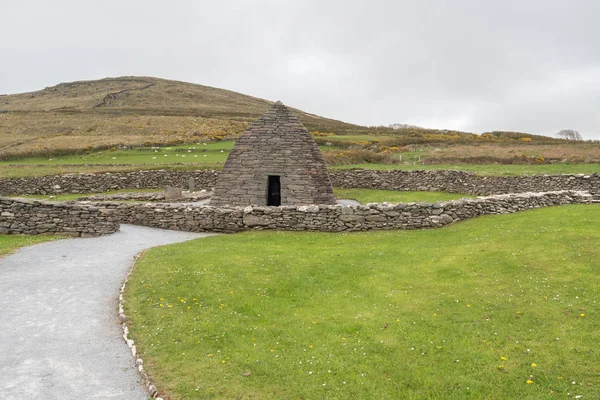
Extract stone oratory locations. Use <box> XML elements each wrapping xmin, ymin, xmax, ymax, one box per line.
<box><xmin>210</xmin><ymin>101</ymin><xmax>336</xmax><ymax>207</ymax></box>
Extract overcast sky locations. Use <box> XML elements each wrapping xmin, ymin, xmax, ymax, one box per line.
<box><xmin>1</xmin><ymin>0</ymin><xmax>599</xmax><ymax>138</ymax></box>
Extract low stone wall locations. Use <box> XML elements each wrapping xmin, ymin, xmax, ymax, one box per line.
<box><xmin>0</xmin><ymin>170</ymin><xmax>219</xmax><ymax>196</ymax></box>
<box><xmin>330</xmin><ymin>169</ymin><xmax>600</xmax><ymax>195</ymax></box>
<box><xmin>0</xmin><ymin>197</ymin><xmax>119</xmax><ymax>236</ymax></box>
<box><xmin>1</xmin><ymin>169</ymin><xmax>598</xmax><ymax>197</ymax></box>
<box><xmin>82</xmin><ymin>191</ymin><xmax>593</xmax><ymax>233</ymax></box>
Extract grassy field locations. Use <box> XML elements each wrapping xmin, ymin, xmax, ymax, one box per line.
<box><xmin>0</xmin><ymin>235</ymin><xmax>65</xmax><ymax>257</ymax></box>
<box><xmin>333</xmin><ymin>163</ymin><xmax>600</xmax><ymax>176</ymax></box>
<box><xmin>333</xmin><ymin>188</ymin><xmax>473</xmax><ymax>204</ymax></box>
<box><xmin>2</xmin><ymin>142</ymin><xmax>600</xmax><ymax>179</ymax></box>
<box><xmin>124</xmin><ymin>204</ymin><xmax>600</xmax><ymax>399</ymax></box>
<box><xmin>1</xmin><ymin>142</ymin><xmax>232</xmax><ymax>166</ymax></box>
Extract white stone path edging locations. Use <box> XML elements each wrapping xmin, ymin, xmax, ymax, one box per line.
<box><xmin>119</xmin><ymin>251</ymin><xmax>162</xmax><ymax>399</ymax></box>
<box><xmin>118</xmin><ymin>231</ymin><xmax>216</xmax><ymax>400</ymax></box>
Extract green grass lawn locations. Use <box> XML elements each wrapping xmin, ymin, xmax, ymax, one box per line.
<box><xmin>124</xmin><ymin>204</ymin><xmax>600</xmax><ymax>399</ymax></box>
<box><xmin>0</xmin><ymin>235</ymin><xmax>65</xmax><ymax>257</ymax></box>
<box><xmin>334</xmin><ymin>188</ymin><xmax>473</xmax><ymax>204</ymax></box>
<box><xmin>333</xmin><ymin>163</ymin><xmax>600</xmax><ymax>176</ymax></box>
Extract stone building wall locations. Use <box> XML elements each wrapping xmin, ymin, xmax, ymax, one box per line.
<box><xmin>210</xmin><ymin>102</ymin><xmax>336</xmax><ymax>206</ymax></box>
<box><xmin>83</xmin><ymin>191</ymin><xmax>594</xmax><ymax>233</ymax></box>
<box><xmin>1</xmin><ymin>169</ymin><xmax>598</xmax><ymax>197</ymax></box>
<box><xmin>0</xmin><ymin>197</ymin><xmax>119</xmax><ymax>236</ymax></box>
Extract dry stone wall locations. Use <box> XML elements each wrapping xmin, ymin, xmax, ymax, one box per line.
<box><xmin>330</xmin><ymin>169</ymin><xmax>600</xmax><ymax>195</ymax></box>
<box><xmin>0</xmin><ymin>170</ymin><xmax>218</xmax><ymax>196</ymax></box>
<box><xmin>1</xmin><ymin>169</ymin><xmax>598</xmax><ymax>197</ymax></box>
<box><xmin>82</xmin><ymin>191</ymin><xmax>593</xmax><ymax>233</ymax></box>
<box><xmin>2</xmin><ymin>169</ymin><xmax>599</xmax><ymax>237</ymax></box>
<box><xmin>211</xmin><ymin>101</ymin><xmax>336</xmax><ymax>206</ymax></box>
<box><xmin>0</xmin><ymin>197</ymin><xmax>119</xmax><ymax>236</ymax></box>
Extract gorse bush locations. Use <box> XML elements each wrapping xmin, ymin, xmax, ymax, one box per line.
<box><xmin>323</xmin><ymin>149</ymin><xmax>399</xmax><ymax>165</ymax></box>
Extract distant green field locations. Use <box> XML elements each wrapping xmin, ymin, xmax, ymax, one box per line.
<box><xmin>0</xmin><ymin>141</ymin><xmax>233</xmax><ymax>167</ymax></box>
<box><xmin>125</xmin><ymin>204</ymin><xmax>600</xmax><ymax>399</ymax></box>
<box><xmin>333</xmin><ymin>163</ymin><xmax>600</xmax><ymax>176</ymax></box>
<box><xmin>1</xmin><ymin>139</ymin><xmax>600</xmax><ymax>178</ymax></box>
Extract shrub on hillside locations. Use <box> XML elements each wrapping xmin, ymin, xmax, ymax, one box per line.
<box><xmin>323</xmin><ymin>149</ymin><xmax>399</xmax><ymax>165</ymax></box>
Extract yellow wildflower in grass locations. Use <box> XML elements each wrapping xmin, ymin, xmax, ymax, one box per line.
<box><xmin>498</xmin><ymin>365</ymin><xmax>504</xmax><ymax>370</ymax></box>
<box><xmin>526</xmin><ymin>380</ymin><xmax>534</xmax><ymax>384</ymax></box>
<box><xmin>580</xmin><ymin>313</ymin><xmax>585</xmax><ymax>317</ymax></box>
<box><xmin>531</xmin><ymin>363</ymin><xmax>537</xmax><ymax>367</ymax></box>
<box><xmin>433</xmin><ymin>313</ymin><xmax>438</xmax><ymax>317</ymax></box>
<box><xmin>501</xmin><ymin>357</ymin><xmax>507</xmax><ymax>361</ymax></box>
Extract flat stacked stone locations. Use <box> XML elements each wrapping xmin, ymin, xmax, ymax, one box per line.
<box><xmin>210</xmin><ymin>101</ymin><xmax>336</xmax><ymax>206</ymax></box>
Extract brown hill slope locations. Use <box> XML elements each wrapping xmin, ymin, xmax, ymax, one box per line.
<box><xmin>0</xmin><ymin>76</ymin><xmax>572</xmax><ymax>161</ymax></box>
<box><xmin>0</xmin><ymin>76</ymin><xmax>363</xmax><ymax>158</ymax></box>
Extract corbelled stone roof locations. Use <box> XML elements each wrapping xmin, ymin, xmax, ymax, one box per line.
<box><xmin>210</xmin><ymin>101</ymin><xmax>336</xmax><ymax>206</ymax></box>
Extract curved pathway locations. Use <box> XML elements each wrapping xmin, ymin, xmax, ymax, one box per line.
<box><xmin>0</xmin><ymin>225</ymin><xmax>210</xmax><ymax>400</ymax></box>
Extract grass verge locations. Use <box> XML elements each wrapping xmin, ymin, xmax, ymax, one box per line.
<box><xmin>124</xmin><ymin>204</ymin><xmax>600</xmax><ymax>399</ymax></box>
<box><xmin>0</xmin><ymin>235</ymin><xmax>66</xmax><ymax>257</ymax></box>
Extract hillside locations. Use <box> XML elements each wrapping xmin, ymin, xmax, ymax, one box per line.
<box><xmin>0</xmin><ymin>76</ymin><xmax>364</xmax><ymax>158</ymax></box>
<box><xmin>0</xmin><ymin>76</ymin><xmax>583</xmax><ymax>162</ymax></box>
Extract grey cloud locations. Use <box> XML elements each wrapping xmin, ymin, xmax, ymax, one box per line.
<box><xmin>1</xmin><ymin>0</ymin><xmax>599</xmax><ymax>138</ymax></box>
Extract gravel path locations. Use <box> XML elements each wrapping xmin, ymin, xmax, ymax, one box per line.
<box><xmin>337</xmin><ymin>199</ymin><xmax>361</xmax><ymax>206</ymax></box>
<box><xmin>0</xmin><ymin>225</ymin><xmax>210</xmax><ymax>400</ymax></box>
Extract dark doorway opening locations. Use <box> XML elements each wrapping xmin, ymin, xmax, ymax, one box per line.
<box><xmin>267</xmin><ymin>175</ymin><xmax>281</xmax><ymax>206</ymax></box>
